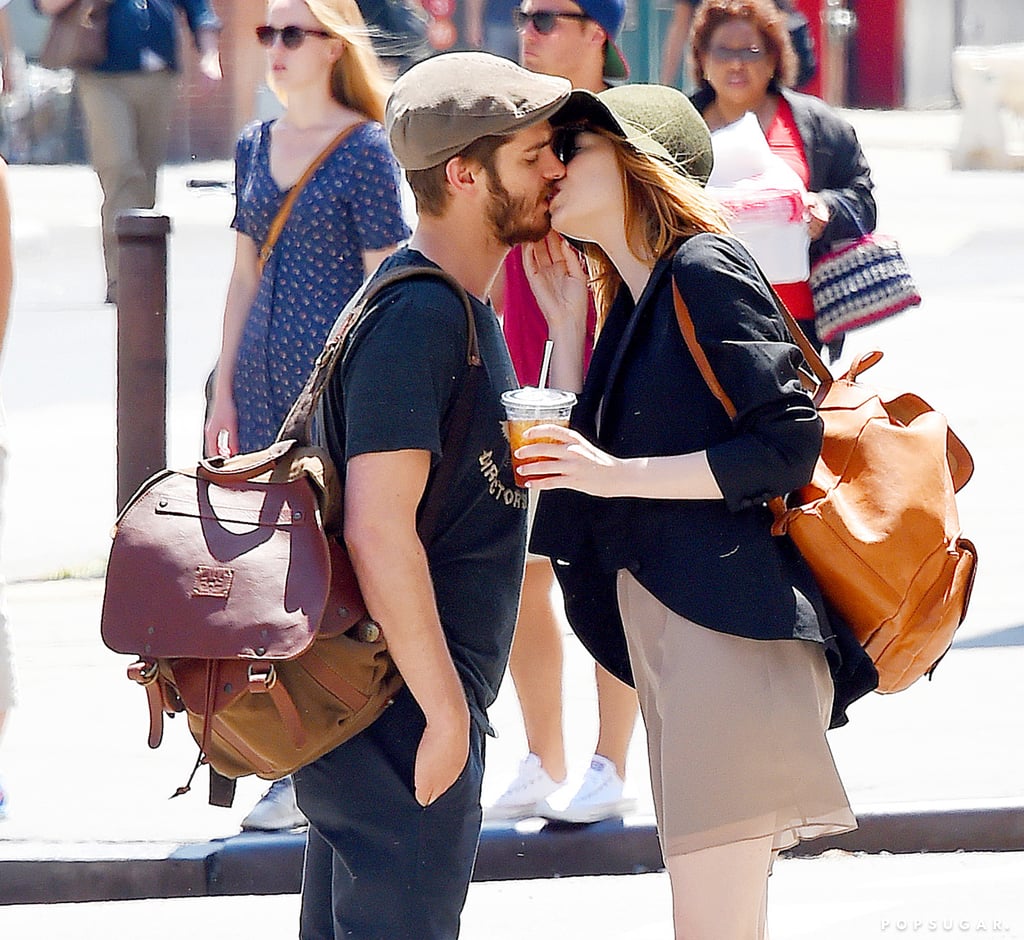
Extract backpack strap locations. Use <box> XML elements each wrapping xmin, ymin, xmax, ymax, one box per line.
<box><xmin>257</xmin><ymin>122</ymin><xmax>365</xmax><ymax>274</ymax></box>
<box><xmin>276</xmin><ymin>265</ymin><xmax>483</xmax><ymax>546</ymax></box>
<box><xmin>671</xmin><ymin>280</ymin><xmax>738</xmax><ymax>421</ymax></box>
<box><xmin>671</xmin><ymin>259</ymin><xmax>834</xmax><ymax>410</ymax></box>
<box><xmin>276</xmin><ymin>265</ymin><xmax>480</xmax><ymax>446</ymax></box>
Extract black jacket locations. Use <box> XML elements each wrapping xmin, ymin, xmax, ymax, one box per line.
<box><xmin>531</xmin><ymin>235</ymin><xmax>831</xmax><ymax>666</ymax></box>
<box><xmin>531</xmin><ymin>234</ymin><xmax>877</xmax><ymax>725</ymax></box>
<box><xmin>690</xmin><ymin>85</ymin><xmax>876</xmax><ymax>263</ymax></box>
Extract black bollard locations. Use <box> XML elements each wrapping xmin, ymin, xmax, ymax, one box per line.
<box><xmin>115</xmin><ymin>210</ymin><xmax>172</xmax><ymax>513</ymax></box>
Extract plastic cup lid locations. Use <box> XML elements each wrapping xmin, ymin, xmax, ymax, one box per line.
<box><xmin>501</xmin><ymin>387</ymin><xmax>577</xmax><ymax>408</ymax></box>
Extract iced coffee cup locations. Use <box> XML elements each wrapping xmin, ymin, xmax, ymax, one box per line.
<box><xmin>501</xmin><ymin>387</ymin><xmax>577</xmax><ymax>487</ymax></box>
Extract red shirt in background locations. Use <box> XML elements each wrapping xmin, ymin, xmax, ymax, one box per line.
<box><xmin>765</xmin><ymin>97</ymin><xmax>815</xmax><ymax>321</ymax></box>
<box><xmin>501</xmin><ymin>244</ymin><xmax>597</xmax><ymax>385</ymax></box>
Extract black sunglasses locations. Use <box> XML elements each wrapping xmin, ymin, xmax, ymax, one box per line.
<box><xmin>512</xmin><ymin>10</ymin><xmax>590</xmax><ymax>34</ymax></box>
<box><xmin>707</xmin><ymin>45</ymin><xmax>766</xmax><ymax>64</ymax></box>
<box><xmin>552</xmin><ymin>125</ymin><xmax>587</xmax><ymax>165</ymax></box>
<box><xmin>255</xmin><ymin>25</ymin><xmax>333</xmax><ymax>49</ymax></box>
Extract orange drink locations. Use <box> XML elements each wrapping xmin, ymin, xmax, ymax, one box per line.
<box><xmin>501</xmin><ymin>388</ymin><xmax>577</xmax><ymax>488</ymax></box>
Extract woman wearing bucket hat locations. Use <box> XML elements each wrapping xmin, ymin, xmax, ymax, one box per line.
<box><xmin>523</xmin><ymin>82</ymin><xmax>861</xmax><ymax>939</ymax></box>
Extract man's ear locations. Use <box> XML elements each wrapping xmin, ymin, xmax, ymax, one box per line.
<box><xmin>444</xmin><ymin>156</ymin><xmax>481</xmax><ymax>195</ymax></box>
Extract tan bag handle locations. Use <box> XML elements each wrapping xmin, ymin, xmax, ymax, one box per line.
<box><xmin>670</xmin><ymin>274</ymin><xmax>829</xmax><ymax>522</ymax></box>
<box><xmin>196</xmin><ymin>439</ymin><xmax>296</xmax><ymax>483</ymax></box>
<box><xmin>257</xmin><ymin>122</ymin><xmax>364</xmax><ymax>274</ymax></box>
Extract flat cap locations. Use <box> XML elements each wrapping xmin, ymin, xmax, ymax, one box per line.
<box><xmin>386</xmin><ymin>52</ymin><xmax>572</xmax><ymax>171</ymax></box>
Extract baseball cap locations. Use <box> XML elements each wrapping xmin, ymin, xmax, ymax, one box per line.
<box><xmin>574</xmin><ymin>0</ymin><xmax>629</xmax><ymax>81</ymax></box>
<box><xmin>386</xmin><ymin>52</ymin><xmax>572</xmax><ymax>171</ymax></box>
<box><xmin>553</xmin><ymin>83</ymin><xmax>714</xmax><ymax>185</ymax></box>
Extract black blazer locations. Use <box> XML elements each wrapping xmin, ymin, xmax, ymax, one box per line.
<box><xmin>531</xmin><ymin>234</ymin><xmax>832</xmax><ymax>677</ymax></box>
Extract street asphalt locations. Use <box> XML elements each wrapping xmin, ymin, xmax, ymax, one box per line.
<box><xmin>0</xmin><ymin>106</ymin><xmax>1023</xmax><ymax>937</ymax></box>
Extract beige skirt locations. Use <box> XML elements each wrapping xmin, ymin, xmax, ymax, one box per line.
<box><xmin>616</xmin><ymin>570</ymin><xmax>857</xmax><ymax>858</ymax></box>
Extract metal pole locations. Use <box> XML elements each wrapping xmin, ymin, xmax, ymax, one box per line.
<box><xmin>823</xmin><ymin>0</ymin><xmax>857</xmax><ymax>107</ymax></box>
<box><xmin>115</xmin><ymin>210</ymin><xmax>171</xmax><ymax>513</ymax></box>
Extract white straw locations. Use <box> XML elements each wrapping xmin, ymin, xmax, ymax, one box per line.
<box><xmin>538</xmin><ymin>339</ymin><xmax>554</xmax><ymax>389</ymax></box>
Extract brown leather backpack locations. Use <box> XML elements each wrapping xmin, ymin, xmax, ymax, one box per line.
<box><xmin>101</xmin><ymin>267</ymin><xmax>480</xmax><ymax>802</ymax></box>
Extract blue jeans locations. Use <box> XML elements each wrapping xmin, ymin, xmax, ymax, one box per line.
<box><xmin>294</xmin><ymin>687</ymin><xmax>485</xmax><ymax>940</ymax></box>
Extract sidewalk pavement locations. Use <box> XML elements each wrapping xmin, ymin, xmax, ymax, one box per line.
<box><xmin>1</xmin><ymin>106</ymin><xmax>1023</xmax><ymax>932</ymax></box>
<box><xmin>4</xmin><ymin>853</ymin><xmax>1024</xmax><ymax>940</ymax></box>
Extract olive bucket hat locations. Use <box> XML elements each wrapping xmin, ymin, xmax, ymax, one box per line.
<box><xmin>554</xmin><ymin>83</ymin><xmax>714</xmax><ymax>185</ymax></box>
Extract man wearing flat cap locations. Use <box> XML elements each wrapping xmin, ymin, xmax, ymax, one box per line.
<box><xmin>291</xmin><ymin>52</ymin><xmax>570</xmax><ymax>940</ymax></box>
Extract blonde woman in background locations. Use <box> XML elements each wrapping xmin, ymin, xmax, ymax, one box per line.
<box><xmin>205</xmin><ymin>0</ymin><xmax>409</xmax><ymax>831</ymax></box>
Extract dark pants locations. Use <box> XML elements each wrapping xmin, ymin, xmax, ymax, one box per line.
<box><xmin>293</xmin><ymin>687</ymin><xmax>485</xmax><ymax>940</ymax></box>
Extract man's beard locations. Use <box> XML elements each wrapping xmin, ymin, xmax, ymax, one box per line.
<box><xmin>485</xmin><ymin>171</ymin><xmax>552</xmax><ymax>246</ymax></box>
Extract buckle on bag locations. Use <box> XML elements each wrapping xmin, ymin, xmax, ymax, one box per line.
<box><xmin>247</xmin><ymin>663</ymin><xmax>277</xmax><ymax>691</ymax></box>
<box><xmin>129</xmin><ymin>659</ymin><xmax>159</xmax><ymax>686</ymax></box>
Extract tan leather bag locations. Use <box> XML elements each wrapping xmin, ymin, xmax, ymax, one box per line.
<box><xmin>673</xmin><ymin>281</ymin><xmax>977</xmax><ymax>694</ymax></box>
<box><xmin>101</xmin><ymin>267</ymin><xmax>480</xmax><ymax>797</ymax></box>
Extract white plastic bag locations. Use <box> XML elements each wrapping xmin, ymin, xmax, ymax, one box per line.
<box><xmin>706</xmin><ymin>112</ymin><xmax>810</xmax><ymax>284</ymax></box>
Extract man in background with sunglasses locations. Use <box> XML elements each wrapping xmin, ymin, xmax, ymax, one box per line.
<box><xmin>484</xmin><ymin>0</ymin><xmax>642</xmax><ymax>829</ymax></box>
<box><xmin>466</xmin><ymin>0</ymin><xmax>628</xmax><ymax>80</ymax></box>
<box><xmin>515</xmin><ymin>0</ymin><xmax>627</xmax><ymax>86</ymax></box>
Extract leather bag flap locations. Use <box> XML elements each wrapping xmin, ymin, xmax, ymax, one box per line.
<box><xmin>318</xmin><ymin>538</ymin><xmax>370</xmax><ymax>639</ymax></box>
<box><xmin>101</xmin><ymin>470</ymin><xmax>331</xmax><ymax>661</ymax></box>
<box><xmin>884</xmin><ymin>392</ymin><xmax>974</xmax><ymax>492</ymax></box>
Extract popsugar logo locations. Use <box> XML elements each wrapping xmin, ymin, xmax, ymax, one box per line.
<box><xmin>880</xmin><ymin>919</ymin><xmax>1011</xmax><ymax>933</ymax></box>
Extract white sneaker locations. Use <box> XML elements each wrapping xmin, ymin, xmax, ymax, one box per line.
<box><xmin>484</xmin><ymin>753</ymin><xmax>563</xmax><ymax>822</ymax></box>
<box><xmin>545</xmin><ymin>755</ymin><xmax>635</xmax><ymax>824</ymax></box>
<box><xmin>240</xmin><ymin>776</ymin><xmax>308</xmax><ymax>832</ymax></box>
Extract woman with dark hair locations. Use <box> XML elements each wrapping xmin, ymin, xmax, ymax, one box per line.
<box><xmin>660</xmin><ymin>0</ymin><xmax>815</xmax><ymax>91</ymax></box>
<box><xmin>520</xmin><ymin>81</ymin><xmax>859</xmax><ymax>938</ymax></box>
<box><xmin>690</xmin><ymin>0</ymin><xmax>874</xmax><ymax>358</ymax></box>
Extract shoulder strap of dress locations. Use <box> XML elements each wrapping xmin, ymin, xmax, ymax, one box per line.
<box><xmin>258</xmin><ymin>122</ymin><xmax>365</xmax><ymax>273</ymax></box>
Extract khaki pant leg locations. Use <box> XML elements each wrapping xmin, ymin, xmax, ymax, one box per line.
<box><xmin>75</xmin><ymin>70</ymin><xmax>178</xmax><ymax>290</ymax></box>
<box><xmin>126</xmin><ymin>71</ymin><xmax>177</xmax><ymax>213</ymax></box>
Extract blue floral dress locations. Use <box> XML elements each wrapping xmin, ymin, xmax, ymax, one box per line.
<box><xmin>230</xmin><ymin>120</ymin><xmax>410</xmax><ymax>451</ymax></box>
